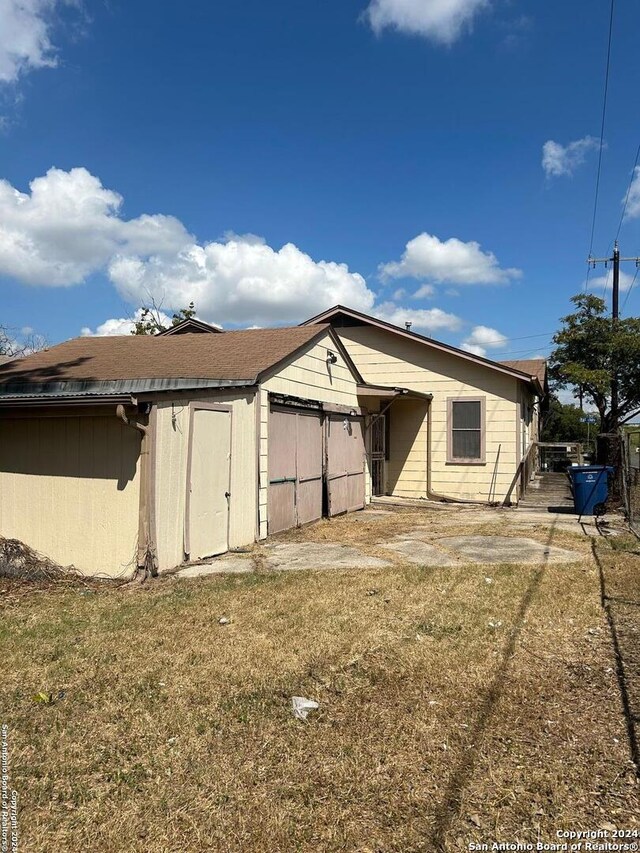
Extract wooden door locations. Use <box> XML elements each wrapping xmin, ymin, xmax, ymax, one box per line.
<box><xmin>326</xmin><ymin>414</ymin><xmax>366</xmax><ymax>516</ymax></box>
<box><xmin>186</xmin><ymin>406</ymin><xmax>231</xmax><ymax>559</ymax></box>
<box><xmin>268</xmin><ymin>406</ymin><xmax>323</xmax><ymax>534</ymax></box>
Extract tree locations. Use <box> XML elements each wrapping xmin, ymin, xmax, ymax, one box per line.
<box><xmin>131</xmin><ymin>301</ymin><xmax>197</xmax><ymax>335</ymax></box>
<box><xmin>548</xmin><ymin>294</ymin><xmax>640</xmax><ymax>432</ymax></box>
<box><xmin>540</xmin><ymin>397</ymin><xmax>591</xmax><ymax>443</ymax></box>
<box><xmin>0</xmin><ymin>325</ymin><xmax>48</xmax><ymax>358</ymax></box>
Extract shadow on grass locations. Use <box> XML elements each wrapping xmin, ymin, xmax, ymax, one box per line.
<box><xmin>591</xmin><ymin>541</ymin><xmax>640</xmax><ymax>774</ymax></box>
<box><xmin>430</xmin><ymin>518</ymin><xmax>558</xmax><ymax>850</ymax></box>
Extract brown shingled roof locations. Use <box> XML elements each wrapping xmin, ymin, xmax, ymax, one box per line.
<box><xmin>500</xmin><ymin>359</ymin><xmax>547</xmax><ymax>385</ymax></box>
<box><xmin>0</xmin><ymin>325</ymin><xmax>329</xmax><ymax>387</ymax></box>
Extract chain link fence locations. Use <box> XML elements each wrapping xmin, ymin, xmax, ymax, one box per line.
<box><xmin>621</xmin><ymin>430</ymin><xmax>640</xmax><ymax>536</ymax></box>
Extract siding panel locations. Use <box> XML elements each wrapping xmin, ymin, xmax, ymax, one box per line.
<box><xmin>335</xmin><ymin>326</ymin><xmax>523</xmax><ymax>502</ymax></box>
<box><xmin>0</xmin><ymin>415</ymin><xmax>141</xmax><ymax>577</ymax></box>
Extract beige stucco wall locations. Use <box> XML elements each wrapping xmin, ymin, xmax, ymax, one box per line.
<box><xmin>258</xmin><ymin>331</ymin><xmax>364</xmax><ymax>538</ymax></box>
<box><xmin>335</xmin><ymin>326</ymin><xmax>530</xmax><ymax>503</ymax></box>
<box><xmin>0</xmin><ymin>413</ymin><xmax>141</xmax><ymax>577</ymax></box>
<box><xmin>153</xmin><ymin>389</ymin><xmax>257</xmax><ymax>572</ymax></box>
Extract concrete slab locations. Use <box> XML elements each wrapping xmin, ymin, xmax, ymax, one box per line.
<box><xmin>435</xmin><ymin>535</ymin><xmax>581</xmax><ymax>565</ymax></box>
<box><xmin>264</xmin><ymin>543</ymin><xmax>391</xmax><ymax>571</ymax></box>
<box><xmin>380</xmin><ymin>537</ymin><xmax>458</xmax><ymax>566</ymax></box>
<box><xmin>177</xmin><ymin>557</ymin><xmax>254</xmax><ymax>578</ymax></box>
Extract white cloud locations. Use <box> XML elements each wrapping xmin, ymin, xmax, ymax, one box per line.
<box><xmin>586</xmin><ymin>269</ymin><xmax>635</xmax><ymax>293</ymax></box>
<box><xmin>460</xmin><ymin>325</ymin><xmax>507</xmax><ymax>357</ymax></box>
<box><xmin>375</xmin><ymin>301</ymin><xmax>462</xmax><ymax>332</ymax></box>
<box><xmin>392</xmin><ymin>287</ymin><xmax>406</xmax><ymax>300</ymax></box>
<box><xmin>0</xmin><ymin>166</ymin><xmax>376</xmax><ymax>326</ymax></box>
<box><xmin>108</xmin><ymin>238</ymin><xmax>376</xmax><ymax>327</ymax></box>
<box><xmin>412</xmin><ymin>283</ymin><xmax>435</xmax><ymax>299</ymax></box>
<box><xmin>379</xmin><ymin>232</ymin><xmax>521</xmax><ymax>286</ymax></box>
<box><xmin>623</xmin><ymin>166</ymin><xmax>640</xmax><ymax>220</ymax></box>
<box><xmin>80</xmin><ymin>308</ymin><xmax>175</xmax><ymax>337</ymax></box>
<box><xmin>364</xmin><ymin>0</ymin><xmax>489</xmax><ymax>45</ymax></box>
<box><xmin>0</xmin><ymin>167</ymin><xmax>191</xmax><ymax>286</ymax></box>
<box><xmin>0</xmin><ymin>0</ymin><xmax>76</xmax><ymax>84</ymax></box>
<box><xmin>542</xmin><ymin>136</ymin><xmax>601</xmax><ymax>178</ymax></box>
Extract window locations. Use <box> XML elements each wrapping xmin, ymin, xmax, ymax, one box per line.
<box><xmin>447</xmin><ymin>398</ymin><xmax>485</xmax><ymax>463</ymax></box>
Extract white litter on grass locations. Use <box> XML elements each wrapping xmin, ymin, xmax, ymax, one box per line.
<box><xmin>485</xmin><ymin>577</ymin><xmax>493</xmax><ymax>584</ymax></box>
<box><xmin>291</xmin><ymin>696</ymin><xmax>319</xmax><ymax>721</ymax></box>
<box><xmin>488</xmin><ymin>620</ymin><xmax>503</xmax><ymax>629</ymax></box>
<box><xmin>218</xmin><ymin>616</ymin><xmax>231</xmax><ymax>625</ymax></box>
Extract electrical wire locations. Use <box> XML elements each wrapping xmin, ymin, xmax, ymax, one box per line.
<box><xmin>621</xmin><ymin>266</ymin><xmax>639</xmax><ymax>313</ymax></box>
<box><xmin>495</xmin><ymin>342</ymin><xmax>554</xmax><ymax>357</ymax></box>
<box><xmin>585</xmin><ymin>0</ymin><xmax>616</xmax><ymax>290</ymax></box>
<box><xmin>616</xmin><ymin>139</ymin><xmax>640</xmax><ymax>240</ymax></box>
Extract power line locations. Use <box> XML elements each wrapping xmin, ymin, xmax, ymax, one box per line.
<box><xmin>586</xmin><ymin>0</ymin><xmax>616</xmax><ymax>289</ymax></box>
<box><xmin>616</xmin><ymin>139</ymin><xmax>640</xmax><ymax>239</ymax></box>
<box><xmin>496</xmin><ymin>330</ymin><xmax>555</xmax><ymax>343</ymax></box>
<box><xmin>497</xmin><ymin>342</ymin><xmax>554</xmax><ymax>357</ymax></box>
<box><xmin>622</xmin><ymin>266</ymin><xmax>639</xmax><ymax>313</ymax></box>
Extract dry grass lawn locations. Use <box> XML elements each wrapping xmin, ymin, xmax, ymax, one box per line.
<box><xmin>1</xmin><ymin>507</ymin><xmax>638</xmax><ymax>851</ymax></box>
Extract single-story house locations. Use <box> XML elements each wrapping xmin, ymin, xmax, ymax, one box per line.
<box><xmin>0</xmin><ymin>308</ymin><xmax>545</xmax><ymax>579</ymax></box>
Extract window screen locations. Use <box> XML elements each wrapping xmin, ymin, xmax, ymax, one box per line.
<box><xmin>450</xmin><ymin>400</ymin><xmax>482</xmax><ymax>461</ymax></box>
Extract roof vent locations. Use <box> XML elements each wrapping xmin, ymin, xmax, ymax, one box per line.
<box><xmin>405</xmin><ymin>321</ymin><xmax>412</xmax><ymax>331</ymax></box>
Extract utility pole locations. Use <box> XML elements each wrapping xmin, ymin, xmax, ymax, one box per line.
<box><xmin>588</xmin><ymin>240</ymin><xmax>640</xmax><ymax>430</ymax></box>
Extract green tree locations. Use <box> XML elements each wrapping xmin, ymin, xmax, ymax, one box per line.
<box><xmin>131</xmin><ymin>301</ymin><xmax>197</xmax><ymax>335</ymax></box>
<box><xmin>540</xmin><ymin>397</ymin><xmax>590</xmax><ymax>443</ymax></box>
<box><xmin>548</xmin><ymin>293</ymin><xmax>640</xmax><ymax>432</ymax></box>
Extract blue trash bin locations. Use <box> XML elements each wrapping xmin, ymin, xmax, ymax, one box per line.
<box><xmin>568</xmin><ymin>465</ymin><xmax>614</xmax><ymax>516</ymax></box>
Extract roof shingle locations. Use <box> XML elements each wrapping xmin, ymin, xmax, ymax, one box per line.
<box><xmin>0</xmin><ymin>326</ymin><xmax>328</xmax><ymax>388</ymax></box>
<box><xmin>500</xmin><ymin>359</ymin><xmax>547</xmax><ymax>385</ymax></box>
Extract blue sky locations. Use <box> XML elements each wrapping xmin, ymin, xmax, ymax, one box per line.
<box><xmin>1</xmin><ymin>0</ymin><xmax>640</xmax><ymax>360</ymax></box>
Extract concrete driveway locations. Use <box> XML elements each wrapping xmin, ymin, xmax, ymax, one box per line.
<box><xmin>175</xmin><ymin>501</ymin><xmax>596</xmax><ymax>579</ymax></box>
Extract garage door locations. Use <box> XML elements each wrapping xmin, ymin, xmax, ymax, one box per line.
<box><xmin>326</xmin><ymin>414</ymin><xmax>365</xmax><ymax>516</ymax></box>
<box><xmin>268</xmin><ymin>406</ymin><xmax>323</xmax><ymax>534</ymax></box>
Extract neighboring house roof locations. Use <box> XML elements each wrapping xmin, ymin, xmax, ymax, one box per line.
<box><xmin>302</xmin><ymin>305</ymin><xmax>544</xmax><ymax>395</ymax></box>
<box><xmin>156</xmin><ymin>318</ymin><xmax>224</xmax><ymax>336</ymax></box>
<box><xmin>500</xmin><ymin>359</ymin><xmax>547</xmax><ymax>386</ymax></box>
<box><xmin>0</xmin><ymin>325</ymin><xmax>352</xmax><ymax>401</ymax></box>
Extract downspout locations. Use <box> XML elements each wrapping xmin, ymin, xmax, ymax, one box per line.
<box><xmin>116</xmin><ymin>403</ymin><xmax>158</xmax><ymax>579</ymax></box>
<box><xmin>425</xmin><ymin>397</ymin><xmax>497</xmax><ymax>506</ymax></box>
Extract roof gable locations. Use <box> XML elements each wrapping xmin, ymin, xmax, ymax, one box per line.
<box><xmin>302</xmin><ymin>305</ymin><xmax>544</xmax><ymax>394</ymax></box>
<box><xmin>156</xmin><ymin>318</ymin><xmax>223</xmax><ymax>336</ymax></box>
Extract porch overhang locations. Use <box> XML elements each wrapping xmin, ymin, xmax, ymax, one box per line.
<box><xmin>357</xmin><ymin>383</ymin><xmax>433</xmax><ymax>402</ymax></box>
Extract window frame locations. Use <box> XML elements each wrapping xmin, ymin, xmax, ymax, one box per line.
<box><xmin>446</xmin><ymin>396</ymin><xmax>486</xmax><ymax>465</ymax></box>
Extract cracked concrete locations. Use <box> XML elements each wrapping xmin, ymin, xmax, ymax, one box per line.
<box><xmin>264</xmin><ymin>542</ymin><xmax>391</xmax><ymax>571</ymax></box>
<box><xmin>176</xmin><ymin>556</ymin><xmax>254</xmax><ymax>578</ymax></box>
<box><xmin>379</xmin><ymin>537</ymin><xmax>458</xmax><ymax>566</ymax></box>
<box><xmin>435</xmin><ymin>535</ymin><xmax>581</xmax><ymax>565</ymax></box>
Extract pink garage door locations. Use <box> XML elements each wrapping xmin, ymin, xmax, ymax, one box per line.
<box><xmin>268</xmin><ymin>406</ymin><xmax>323</xmax><ymax>535</ymax></box>
<box><xmin>326</xmin><ymin>414</ymin><xmax>366</xmax><ymax>517</ymax></box>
